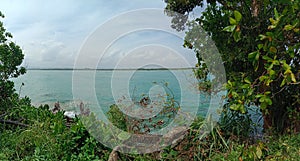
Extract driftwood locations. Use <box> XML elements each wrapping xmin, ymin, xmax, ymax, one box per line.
<box><xmin>108</xmin><ymin>126</ymin><xmax>188</xmax><ymax>161</ymax></box>
<box><xmin>0</xmin><ymin>119</ymin><xmax>28</xmax><ymax>127</ymax></box>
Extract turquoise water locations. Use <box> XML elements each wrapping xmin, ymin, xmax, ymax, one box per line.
<box><xmin>13</xmin><ymin>70</ymin><xmax>74</xmax><ymax>105</ymax></box>
<box><xmin>12</xmin><ymin>69</ymin><xmax>263</xmax><ymax>135</ymax></box>
<box><xmin>13</xmin><ymin>69</ymin><xmax>213</xmax><ymax>116</ymax></box>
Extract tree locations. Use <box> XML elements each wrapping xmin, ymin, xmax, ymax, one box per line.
<box><xmin>0</xmin><ymin>11</ymin><xmax>26</xmax><ymax>109</ymax></box>
<box><xmin>164</xmin><ymin>0</ymin><xmax>300</xmax><ymax>133</ymax></box>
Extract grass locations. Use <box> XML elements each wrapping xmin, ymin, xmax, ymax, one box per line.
<box><xmin>0</xmin><ymin>101</ymin><xmax>299</xmax><ymax>160</ymax></box>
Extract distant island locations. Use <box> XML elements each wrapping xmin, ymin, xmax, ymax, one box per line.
<box><xmin>27</xmin><ymin>67</ymin><xmax>197</xmax><ymax>71</ymax></box>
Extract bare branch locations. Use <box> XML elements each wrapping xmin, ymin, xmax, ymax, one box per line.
<box><xmin>0</xmin><ymin>119</ymin><xmax>28</xmax><ymax>127</ymax></box>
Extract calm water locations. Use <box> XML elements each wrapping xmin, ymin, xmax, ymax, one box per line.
<box><xmin>13</xmin><ymin>69</ymin><xmax>215</xmax><ymax>116</ymax></box>
<box><xmin>12</xmin><ymin>69</ymin><xmax>263</xmax><ymax>135</ymax></box>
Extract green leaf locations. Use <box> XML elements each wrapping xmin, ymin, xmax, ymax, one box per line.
<box><xmin>233</xmin><ymin>31</ymin><xmax>241</xmax><ymax>42</ymax></box>
<box><xmin>230</xmin><ymin>104</ymin><xmax>239</xmax><ymax>111</ymax></box>
<box><xmin>227</xmin><ymin>80</ymin><xmax>232</xmax><ymax>87</ymax></box>
<box><xmin>284</xmin><ymin>24</ymin><xmax>294</xmax><ymax>31</ymax></box>
<box><xmin>241</xmin><ymin>84</ymin><xmax>250</xmax><ymax>89</ymax></box>
<box><xmin>269</xmin><ymin>46</ymin><xmax>277</xmax><ymax>53</ymax></box>
<box><xmin>260</xmin><ymin>103</ymin><xmax>267</xmax><ymax>111</ymax></box>
<box><xmin>274</xmin><ymin>8</ymin><xmax>279</xmax><ymax>19</ymax></box>
<box><xmin>240</xmin><ymin>105</ymin><xmax>246</xmax><ymax>114</ymax></box>
<box><xmin>291</xmin><ymin>73</ymin><xmax>296</xmax><ymax>82</ymax></box>
<box><xmin>255</xmin><ymin>94</ymin><xmax>264</xmax><ymax>98</ymax></box>
<box><xmin>262</xmin><ymin>55</ymin><xmax>272</xmax><ymax>61</ymax></box>
<box><xmin>280</xmin><ymin>79</ymin><xmax>286</xmax><ymax>87</ymax></box>
<box><xmin>229</xmin><ymin>17</ymin><xmax>237</xmax><ymax>25</ymax></box>
<box><xmin>234</xmin><ymin>10</ymin><xmax>242</xmax><ymax>22</ymax></box>
<box><xmin>266</xmin><ymin>79</ymin><xmax>273</xmax><ymax>86</ymax></box>
<box><xmin>266</xmin><ymin>32</ymin><xmax>274</xmax><ymax>36</ymax></box>
<box><xmin>273</xmin><ymin>60</ymin><xmax>280</xmax><ymax>65</ymax></box>
<box><xmin>269</xmin><ymin>18</ymin><xmax>276</xmax><ymax>24</ymax></box>
<box><xmin>265</xmin><ymin>91</ymin><xmax>271</xmax><ymax>95</ymax></box>
<box><xmin>266</xmin><ymin>97</ymin><xmax>272</xmax><ymax>105</ymax></box>
<box><xmin>259</xmin><ymin>75</ymin><xmax>268</xmax><ymax>82</ymax></box>
<box><xmin>259</xmin><ymin>34</ymin><xmax>267</xmax><ymax>40</ymax></box>
<box><xmin>223</xmin><ymin>25</ymin><xmax>236</xmax><ymax>32</ymax></box>
<box><xmin>244</xmin><ymin>78</ymin><xmax>251</xmax><ymax>84</ymax></box>
<box><xmin>259</xmin><ymin>97</ymin><xmax>265</xmax><ymax>103</ymax></box>
<box><xmin>284</xmin><ymin>69</ymin><xmax>292</xmax><ymax>75</ymax></box>
<box><xmin>258</xmin><ymin>44</ymin><xmax>264</xmax><ymax>49</ymax></box>
<box><xmin>282</xmin><ymin>62</ymin><xmax>291</xmax><ymax>70</ymax></box>
<box><xmin>232</xmin><ymin>91</ymin><xmax>239</xmax><ymax>98</ymax></box>
<box><xmin>268</xmin><ymin>63</ymin><xmax>274</xmax><ymax>70</ymax></box>
<box><xmin>256</xmin><ymin>146</ymin><xmax>262</xmax><ymax>159</ymax></box>
<box><xmin>248</xmin><ymin>51</ymin><xmax>257</xmax><ymax>59</ymax></box>
<box><xmin>269</xmin><ymin>70</ymin><xmax>276</xmax><ymax>77</ymax></box>
<box><xmin>255</xmin><ymin>52</ymin><xmax>260</xmax><ymax>61</ymax></box>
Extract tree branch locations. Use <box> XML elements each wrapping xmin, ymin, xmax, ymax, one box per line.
<box><xmin>217</xmin><ymin>0</ymin><xmax>235</xmax><ymax>10</ymax></box>
<box><xmin>0</xmin><ymin>119</ymin><xmax>28</xmax><ymax>127</ymax></box>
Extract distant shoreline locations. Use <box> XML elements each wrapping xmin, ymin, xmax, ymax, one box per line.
<box><xmin>26</xmin><ymin>67</ymin><xmax>197</xmax><ymax>71</ymax></box>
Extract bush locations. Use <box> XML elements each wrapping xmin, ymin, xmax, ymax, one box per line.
<box><xmin>210</xmin><ymin>133</ymin><xmax>300</xmax><ymax>160</ymax></box>
<box><xmin>0</xmin><ymin>104</ymin><xmax>111</xmax><ymax>160</ymax></box>
<box><xmin>107</xmin><ymin>104</ymin><xmax>128</xmax><ymax>131</ymax></box>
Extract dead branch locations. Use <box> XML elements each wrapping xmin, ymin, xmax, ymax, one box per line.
<box><xmin>0</xmin><ymin>119</ymin><xmax>28</xmax><ymax>127</ymax></box>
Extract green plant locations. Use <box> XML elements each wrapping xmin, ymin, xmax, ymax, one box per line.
<box><xmin>107</xmin><ymin>104</ymin><xmax>128</xmax><ymax>131</ymax></box>
<box><xmin>218</xmin><ymin>106</ymin><xmax>254</xmax><ymax>138</ymax></box>
<box><xmin>210</xmin><ymin>133</ymin><xmax>300</xmax><ymax>160</ymax></box>
<box><xmin>164</xmin><ymin>0</ymin><xmax>300</xmax><ymax>133</ymax></box>
<box><xmin>0</xmin><ymin>11</ymin><xmax>26</xmax><ymax>110</ymax></box>
<box><xmin>0</xmin><ymin>104</ymin><xmax>111</xmax><ymax>160</ymax></box>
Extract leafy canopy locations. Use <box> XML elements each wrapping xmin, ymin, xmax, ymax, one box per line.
<box><xmin>0</xmin><ymin>11</ymin><xmax>26</xmax><ymax>108</ymax></box>
<box><xmin>164</xmin><ymin>0</ymin><xmax>300</xmax><ymax>132</ymax></box>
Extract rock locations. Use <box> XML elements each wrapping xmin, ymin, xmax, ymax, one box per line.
<box><xmin>64</xmin><ymin>111</ymin><xmax>76</xmax><ymax>119</ymax></box>
<box><xmin>52</xmin><ymin>102</ymin><xmax>61</xmax><ymax>114</ymax></box>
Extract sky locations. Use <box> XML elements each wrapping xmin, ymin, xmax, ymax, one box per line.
<box><xmin>0</xmin><ymin>0</ymin><xmax>199</xmax><ymax>69</ymax></box>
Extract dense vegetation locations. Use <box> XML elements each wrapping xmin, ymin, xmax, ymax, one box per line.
<box><xmin>1</xmin><ymin>1</ymin><xmax>300</xmax><ymax>160</ymax></box>
<box><xmin>1</xmin><ymin>104</ymin><xmax>299</xmax><ymax>160</ymax></box>
<box><xmin>165</xmin><ymin>0</ymin><xmax>300</xmax><ymax>133</ymax></box>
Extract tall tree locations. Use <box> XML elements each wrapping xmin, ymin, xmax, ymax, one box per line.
<box><xmin>0</xmin><ymin>11</ymin><xmax>26</xmax><ymax>109</ymax></box>
<box><xmin>164</xmin><ymin>0</ymin><xmax>300</xmax><ymax>133</ymax></box>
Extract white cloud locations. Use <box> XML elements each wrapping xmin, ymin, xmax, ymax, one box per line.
<box><xmin>0</xmin><ymin>0</ymin><xmax>198</xmax><ymax>69</ymax></box>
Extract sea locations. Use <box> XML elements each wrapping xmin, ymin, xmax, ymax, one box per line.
<box><xmin>12</xmin><ymin>69</ymin><xmax>223</xmax><ymax>116</ymax></box>
<box><xmin>12</xmin><ymin>69</ymin><xmax>263</xmax><ymax>135</ymax></box>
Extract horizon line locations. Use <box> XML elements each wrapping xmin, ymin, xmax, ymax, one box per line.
<box><xmin>26</xmin><ymin>67</ymin><xmax>197</xmax><ymax>71</ymax></box>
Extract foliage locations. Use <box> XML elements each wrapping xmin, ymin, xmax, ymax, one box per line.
<box><xmin>218</xmin><ymin>106</ymin><xmax>255</xmax><ymax>138</ymax></box>
<box><xmin>116</xmin><ymin>116</ymin><xmax>300</xmax><ymax>160</ymax></box>
<box><xmin>0</xmin><ymin>11</ymin><xmax>26</xmax><ymax>110</ymax></box>
<box><xmin>107</xmin><ymin>104</ymin><xmax>128</xmax><ymax>131</ymax></box>
<box><xmin>164</xmin><ymin>0</ymin><xmax>204</xmax><ymax>31</ymax></box>
<box><xmin>164</xmin><ymin>0</ymin><xmax>300</xmax><ymax>133</ymax></box>
<box><xmin>1</xmin><ymin>104</ymin><xmax>299</xmax><ymax>160</ymax></box>
<box><xmin>1</xmin><ymin>5</ymin><xmax>299</xmax><ymax>160</ymax></box>
<box><xmin>0</xmin><ymin>104</ymin><xmax>110</xmax><ymax>161</ymax></box>
<box><xmin>210</xmin><ymin>133</ymin><xmax>300</xmax><ymax>160</ymax></box>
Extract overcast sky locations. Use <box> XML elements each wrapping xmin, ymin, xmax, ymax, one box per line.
<box><xmin>0</xmin><ymin>0</ymin><xmax>199</xmax><ymax>69</ymax></box>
